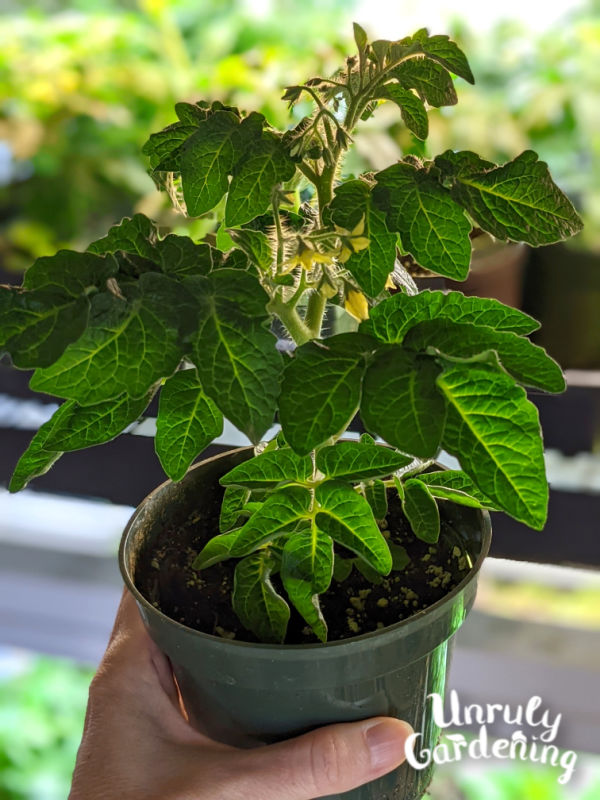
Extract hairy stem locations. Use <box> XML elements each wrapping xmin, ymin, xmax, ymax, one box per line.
<box><xmin>304</xmin><ymin>289</ymin><xmax>327</xmax><ymax>338</ymax></box>
<box><xmin>267</xmin><ymin>295</ymin><xmax>312</xmax><ymax>346</ymax></box>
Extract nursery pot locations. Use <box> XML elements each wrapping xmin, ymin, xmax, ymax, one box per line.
<box><xmin>119</xmin><ymin>447</ymin><xmax>492</xmax><ymax>800</ymax></box>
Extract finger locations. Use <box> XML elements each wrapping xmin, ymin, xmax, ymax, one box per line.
<box><xmin>98</xmin><ymin>589</ymin><xmax>181</xmax><ymax>711</ymax></box>
<box><xmin>227</xmin><ymin>716</ymin><xmax>413</xmax><ymax>800</ymax></box>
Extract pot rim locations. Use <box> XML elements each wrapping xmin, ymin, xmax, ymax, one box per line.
<box><xmin>119</xmin><ymin>446</ymin><xmax>492</xmax><ymax>653</ymax></box>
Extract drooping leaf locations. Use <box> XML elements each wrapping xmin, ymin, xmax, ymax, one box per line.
<box><xmin>365</xmin><ymin>479</ymin><xmax>388</xmax><ymax>522</ymax></box>
<box><xmin>361</xmin><ymin>347</ymin><xmax>446</xmax><ymax>458</ymax></box>
<box><xmin>449</xmin><ymin>151</ymin><xmax>583</xmax><ymax>246</ymax></box>
<box><xmin>404</xmin><ymin>318</ymin><xmax>565</xmax><ymax>393</ymax></box>
<box><xmin>30</xmin><ymin>273</ymin><xmax>194</xmax><ymax>405</ymax></box>
<box><xmin>279</xmin><ymin>334</ymin><xmax>375</xmax><ymax>455</ymax></box>
<box><xmin>315</xmin><ymin>480</ymin><xmax>391</xmax><ymax>574</ymax></box>
<box><xmin>8</xmin><ymin>408</ymin><xmax>67</xmax><ymax>492</ymax></box>
<box><xmin>155</xmin><ymin>235</ymin><xmax>215</xmax><ymax>278</ymax></box>
<box><xmin>392</xmin><ymin>58</ymin><xmax>458</xmax><ymax>107</ymax></box>
<box><xmin>316</xmin><ymin>441</ymin><xmax>410</xmax><ymax>481</ymax></box>
<box><xmin>0</xmin><ymin>288</ymin><xmax>90</xmax><ymax>369</ymax></box>
<box><xmin>329</xmin><ymin>181</ymin><xmax>397</xmax><ymax>296</ymax></box>
<box><xmin>181</xmin><ymin>111</ymin><xmax>244</xmax><ymax>217</ymax></box>
<box><xmin>233</xmin><ymin>550</ymin><xmax>290</xmax><ymax>643</ymax></box>
<box><xmin>220</xmin><ymin>447</ymin><xmax>313</xmax><ymax>489</ymax></box>
<box><xmin>88</xmin><ymin>214</ymin><xmax>159</xmax><ymax>263</ymax></box>
<box><xmin>402</xmin><ymin>478</ymin><xmax>440</xmax><ymax>542</ymax></box>
<box><xmin>409</xmin><ymin>29</ymin><xmax>474</xmax><ymax>84</ymax></box>
<box><xmin>225</xmin><ymin>135</ymin><xmax>296</xmax><ymax>226</ymax></box>
<box><xmin>219</xmin><ymin>486</ymin><xmax>251</xmax><ymax>532</ymax></box>
<box><xmin>281</xmin><ymin>523</ymin><xmax>334</xmax><ymax>642</ymax></box>
<box><xmin>373</xmin><ymin>161</ymin><xmax>471</xmax><ymax>279</ymax></box>
<box><xmin>185</xmin><ymin>270</ymin><xmax>282</xmax><ymax>443</ymax></box>
<box><xmin>155</xmin><ymin>370</ymin><xmax>224</xmax><ymax>481</ymax></box>
<box><xmin>228</xmin><ymin>229</ymin><xmax>273</xmax><ymax>271</ymax></box>
<box><xmin>43</xmin><ymin>391</ymin><xmax>152</xmax><ymax>452</ymax></box>
<box><xmin>437</xmin><ymin>363</ymin><xmax>548</xmax><ymax>529</ymax></box>
<box><xmin>363</xmin><ymin>289</ymin><xmax>539</xmax><ymax>344</ymax></box>
<box><xmin>376</xmin><ymin>84</ymin><xmax>428</xmax><ymax>140</ymax></box>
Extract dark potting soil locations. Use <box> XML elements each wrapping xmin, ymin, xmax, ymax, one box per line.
<box><xmin>135</xmin><ymin>488</ymin><xmax>473</xmax><ymax>645</ymax></box>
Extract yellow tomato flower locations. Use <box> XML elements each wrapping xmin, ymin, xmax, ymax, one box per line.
<box><xmin>344</xmin><ymin>288</ymin><xmax>369</xmax><ymax>321</ymax></box>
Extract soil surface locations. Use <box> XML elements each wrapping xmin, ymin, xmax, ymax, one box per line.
<box><xmin>135</xmin><ymin>489</ymin><xmax>474</xmax><ymax>645</ymax></box>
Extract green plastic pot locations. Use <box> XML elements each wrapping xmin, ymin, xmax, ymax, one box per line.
<box><xmin>119</xmin><ymin>447</ymin><xmax>492</xmax><ymax>800</ymax></box>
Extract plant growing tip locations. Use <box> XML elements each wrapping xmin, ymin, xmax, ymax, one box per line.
<box><xmin>1</xmin><ymin>23</ymin><xmax>582</xmax><ymax>643</ymax></box>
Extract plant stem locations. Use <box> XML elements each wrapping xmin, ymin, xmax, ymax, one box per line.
<box><xmin>267</xmin><ymin>295</ymin><xmax>312</xmax><ymax>346</ymax></box>
<box><xmin>272</xmin><ymin>198</ymin><xmax>284</xmax><ymax>270</ymax></box>
<box><xmin>304</xmin><ymin>289</ymin><xmax>327</xmax><ymax>338</ymax></box>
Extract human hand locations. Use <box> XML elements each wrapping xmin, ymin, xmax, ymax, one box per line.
<box><xmin>69</xmin><ymin>589</ymin><xmax>413</xmax><ymax>800</ymax></box>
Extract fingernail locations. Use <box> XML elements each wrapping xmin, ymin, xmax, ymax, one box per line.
<box><xmin>364</xmin><ymin>720</ymin><xmax>413</xmax><ymax>772</ymax></box>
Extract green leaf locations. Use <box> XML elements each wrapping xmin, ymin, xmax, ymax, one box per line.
<box><xmin>410</xmin><ymin>29</ymin><xmax>474</xmax><ymax>84</ymax></box>
<box><xmin>434</xmin><ymin>150</ymin><xmax>496</xmax><ymax>178</ymax></box>
<box><xmin>24</xmin><ymin>250</ymin><xmax>117</xmax><ymax>296</ymax></box>
<box><xmin>449</xmin><ymin>151</ymin><xmax>583</xmax><ymax>246</ymax></box>
<box><xmin>225</xmin><ymin>135</ymin><xmax>296</xmax><ymax>226</ymax></box>
<box><xmin>155</xmin><ymin>370</ymin><xmax>223</xmax><ymax>482</ymax></box>
<box><xmin>373</xmin><ymin>161</ymin><xmax>471</xmax><ymax>279</ymax></box>
<box><xmin>30</xmin><ymin>273</ymin><xmax>192</xmax><ymax>405</ymax></box>
<box><xmin>175</xmin><ymin>101</ymin><xmax>209</xmax><ymax>126</ymax></box>
<box><xmin>1</xmin><ymin>250</ymin><xmax>120</xmax><ymax>369</ymax></box>
<box><xmin>228</xmin><ymin>229</ymin><xmax>273</xmax><ymax>271</ymax></box>
<box><xmin>392</xmin><ymin>58</ymin><xmax>458</xmax><ymax>107</ymax></box>
<box><xmin>402</xmin><ymin>479</ymin><xmax>440</xmax><ymax>542</ymax></box>
<box><xmin>361</xmin><ymin>348</ymin><xmax>446</xmax><ymax>458</ymax></box>
<box><xmin>142</xmin><ymin>122</ymin><xmax>198</xmax><ymax>170</ymax></box>
<box><xmin>185</xmin><ymin>270</ymin><xmax>282</xmax><ymax>443</ymax></box>
<box><xmin>390</xmin><ymin>543</ymin><xmax>410</xmax><ymax>571</ymax></box>
<box><xmin>365</xmin><ymin>479</ymin><xmax>388</xmax><ymax>522</ymax></box>
<box><xmin>281</xmin><ymin>523</ymin><xmax>334</xmax><ymax>642</ymax></box>
<box><xmin>43</xmin><ymin>392</ymin><xmax>152</xmax><ymax>452</ymax></box>
<box><xmin>155</xmin><ymin>235</ymin><xmax>215</xmax><ymax>278</ymax></box>
<box><xmin>333</xmin><ymin>555</ymin><xmax>353</xmax><ymax>582</ymax></box>
<box><xmin>329</xmin><ymin>181</ymin><xmax>397</xmax><ymax>296</ymax></box>
<box><xmin>316</xmin><ymin>441</ymin><xmax>410</xmax><ymax>481</ymax></box>
<box><xmin>181</xmin><ymin>111</ymin><xmax>243</xmax><ymax>217</ymax></box>
<box><xmin>353</xmin><ymin>22</ymin><xmax>368</xmax><ymax>52</ymax></box>
<box><xmin>232</xmin><ymin>551</ymin><xmax>290</xmax><ymax>643</ymax></box>
<box><xmin>376</xmin><ymin>84</ymin><xmax>428</xmax><ymax>140</ymax></box>
<box><xmin>8</xmin><ymin>411</ymin><xmax>65</xmax><ymax>492</ymax></box>
<box><xmin>404</xmin><ymin>318</ymin><xmax>565</xmax><ymax>393</ymax></box>
<box><xmin>363</xmin><ymin>289</ymin><xmax>539</xmax><ymax>344</ymax></box>
<box><xmin>229</xmin><ymin>485</ymin><xmax>312</xmax><ymax>557</ymax></box>
<box><xmin>192</xmin><ymin>529</ymin><xmax>241</xmax><ymax>570</ymax></box>
<box><xmin>220</xmin><ymin>486</ymin><xmax>251</xmax><ymax>532</ymax></box>
<box><xmin>88</xmin><ymin>214</ymin><xmax>159</xmax><ymax>262</ymax></box>
<box><xmin>0</xmin><ymin>288</ymin><xmax>90</xmax><ymax>369</ymax></box>
<box><xmin>315</xmin><ymin>480</ymin><xmax>391</xmax><ymax>574</ymax></box>
<box><xmin>437</xmin><ymin>363</ymin><xmax>548</xmax><ymax>529</ymax></box>
<box><xmin>220</xmin><ymin>447</ymin><xmax>313</xmax><ymax>489</ymax></box>
<box><xmin>353</xmin><ymin>557</ymin><xmax>384</xmax><ymax>585</ymax></box>
<box><xmin>417</xmin><ymin>470</ymin><xmax>496</xmax><ymax>508</ymax></box>
<box><xmin>279</xmin><ymin>335</ymin><xmax>373</xmax><ymax>455</ymax></box>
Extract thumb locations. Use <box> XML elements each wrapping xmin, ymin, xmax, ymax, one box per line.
<box><xmin>232</xmin><ymin>716</ymin><xmax>413</xmax><ymax>800</ymax></box>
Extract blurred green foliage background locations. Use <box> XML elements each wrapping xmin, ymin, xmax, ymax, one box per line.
<box><xmin>1</xmin><ymin>0</ymin><xmax>599</xmax><ymax>277</ymax></box>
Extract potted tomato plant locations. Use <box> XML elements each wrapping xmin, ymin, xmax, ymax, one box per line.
<box><xmin>2</xmin><ymin>25</ymin><xmax>582</xmax><ymax>800</ymax></box>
